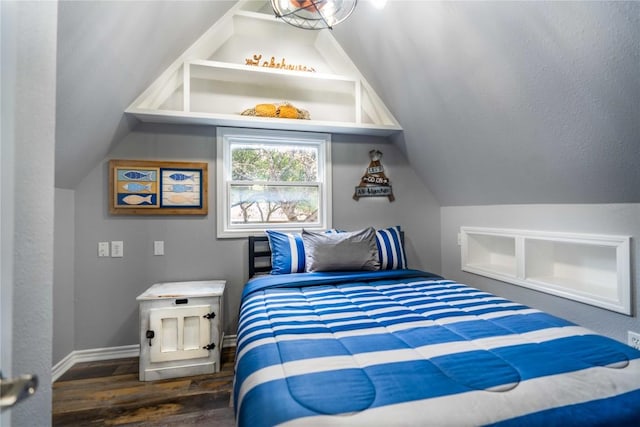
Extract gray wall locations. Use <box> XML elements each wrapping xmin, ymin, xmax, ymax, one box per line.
<box><xmin>441</xmin><ymin>204</ymin><xmax>640</xmax><ymax>344</ymax></box>
<box><xmin>54</xmin><ymin>188</ymin><xmax>75</xmax><ymax>364</ymax></box>
<box><xmin>55</xmin><ymin>0</ymin><xmax>235</xmax><ymax>189</ymax></box>
<box><xmin>70</xmin><ymin>124</ymin><xmax>440</xmax><ymax>351</ymax></box>
<box><xmin>335</xmin><ymin>1</ymin><xmax>640</xmax><ymax>206</ymax></box>
<box><xmin>2</xmin><ymin>1</ymin><xmax>57</xmax><ymax>424</ymax></box>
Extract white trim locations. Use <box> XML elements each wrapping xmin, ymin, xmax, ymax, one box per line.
<box><xmin>52</xmin><ymin>345</ymin><xmax>140</xmax><ymax>383</ymax></box>
<box><xmin>52</xmin><ymin>335</ymin><xmax>238</xmax><ymax>382</ymax></box>
<box><xmin>223</xmin><ymin>333</ymin><xmax>238</xmax><ymax>348</ymax></box>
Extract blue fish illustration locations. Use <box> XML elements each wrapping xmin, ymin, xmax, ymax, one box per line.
<box><xmin>122</xmin><ymin>182</ymin><xmax>152</xmax><ymax>192</ymax></box>
<box><xmin>171</xmin><ymin>184</ymin><xmax>193</xmax><ymax>193</ymax></box>
<box><xmin>168</xmin><ymin>173</ymin><xmax>194</xmax><ymax>181</ymax></box>
<box><xmin>123</xmin><ymin>170</ymin><xmax>152</xmax><ymax>180</ymax></box>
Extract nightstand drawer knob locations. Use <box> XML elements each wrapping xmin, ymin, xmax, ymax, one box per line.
<box><xmin>203</xmin><ymin>312</ymin><xmax>216</xmax><ymax>319</ymax></box>
<box><xmin>203</xmin><ymin>343</ymin><xmax>216</xmax><ymax>351</ymax></box>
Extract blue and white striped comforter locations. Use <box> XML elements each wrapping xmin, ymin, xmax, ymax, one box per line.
<box><xmin>234</xmin><ymin>270</ymin><xmax>640</xmax><ymax>426</ymax></box>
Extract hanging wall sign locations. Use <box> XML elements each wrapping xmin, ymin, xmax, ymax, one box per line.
<box><xmin>353</xmin><ymin>150</ymin><xmax>395</xmax><ymax>202</ymax></box>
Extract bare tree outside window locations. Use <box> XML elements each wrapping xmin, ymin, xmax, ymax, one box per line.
<box><xmin>217</xmin><ymin>128</ymin><xmax>331</xmax><ymax>238</ymax></box>
<box><xmin>230</xmin><ymin>144</ymin><xmax>320</xmax><ymax>225</ymax></box>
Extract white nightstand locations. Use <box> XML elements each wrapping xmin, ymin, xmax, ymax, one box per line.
<box><xmin>136</xmin><ymin>280</ymin><xmax>226</xmax><ymax>381</ymax></box>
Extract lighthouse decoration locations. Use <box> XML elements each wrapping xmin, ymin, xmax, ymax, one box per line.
<box><xmin>353</xmin><ymin>150</ymin><xmax>395</xmax><ymax>202</ymax></box>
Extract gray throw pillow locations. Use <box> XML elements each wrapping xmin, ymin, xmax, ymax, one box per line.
<box><xmin>302</xmin><ymin>227</ymin><xmax>380</xmax><ymax>272</ymax></box>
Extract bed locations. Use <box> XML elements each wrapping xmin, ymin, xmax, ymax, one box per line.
<box><xmin>234</xmin><ymin>227</ymin><xmax>640</xmax><ymax>426</ymax></box>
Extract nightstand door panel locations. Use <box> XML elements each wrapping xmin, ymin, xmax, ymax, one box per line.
<box><xmin>149</xmin><ymin>305</ymin><xmax>210</xmax><ymax>362</ymax></box>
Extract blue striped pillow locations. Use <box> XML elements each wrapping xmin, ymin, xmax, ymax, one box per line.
<box><xmin>376</xmin><ymin>226</ymin><xmax>408</xmax><ymax>270</ymax></box>
<box><xmin>266</xmin><ymin>229</ymin><xmax>341</xmax><ymax>274</ymax></box>
<box><xmin>266</xmin><ymin>230</ymin><xmax>306</xmax><ymax>275</ymax></box>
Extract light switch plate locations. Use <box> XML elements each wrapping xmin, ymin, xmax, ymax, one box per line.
<box><xmin>629</xmin><ymin>331</ymin><xmax>640</xmax><ymax>350</ymax></box>
<box><xmin>154</xmin><ymin>241</ymin><xmax>164</xmax><ymax>256</ymax></box>
<box><xmin>98</xmin><ymin>242</ymin><xmax>110</xmax><ymax>257</ymax></box>
<box><xmin>111</xmin><ymin>241</ymin><xmax>124</xmax><ymax>258</ymax></box>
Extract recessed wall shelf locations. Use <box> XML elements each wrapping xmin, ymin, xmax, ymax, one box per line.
<box><xmin>126</xmin><ymin>0</ymin><xmax>402</xmax><ymax>137</ymax></box>
<box><xmin>460</xmin><ymin>227</ymin><xmax>631</xmax><ymax>315</ymax></box>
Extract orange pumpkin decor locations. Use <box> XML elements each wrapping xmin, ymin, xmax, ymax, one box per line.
<box><xmin>254</xmin><ymin>104</ymin><xmax>277</xmax><ymax>117</ymax></box>
<box><xmin>241</xmin><ymin>102</ymin><xmax>310</xmax><ymax>120</ymax></box>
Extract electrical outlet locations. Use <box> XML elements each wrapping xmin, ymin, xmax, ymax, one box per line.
<box><xmin>628</xmin><ymin>331</ymin><xmax>640</xmax><ymax>350</ymax></box>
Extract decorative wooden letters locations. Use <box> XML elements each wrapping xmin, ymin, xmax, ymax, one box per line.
<box><xmin>244</xmin><ymin>53</ymin><xmax>316</xmax><ymax>72</ymax></box>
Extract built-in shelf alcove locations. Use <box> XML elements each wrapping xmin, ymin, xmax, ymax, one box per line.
<box><xmin>126</xmin><ymin>0</ymin><xmax>402</xmax><ymax>136</ymax></box>
<box><xmin>461</xmin><ymin>227</ymin><xmax>631</xmax><ymax>315</ymax></box>
<box><xmin>465</xmin><ymin>232</ymin><xmax>517</xmax><ymax>278</ymax></box>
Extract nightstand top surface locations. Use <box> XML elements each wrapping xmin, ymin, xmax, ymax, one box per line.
<box><xmin>137</xmin><ymin>280</ymin><xmax>226</xmax><ymax>300</ymax></box>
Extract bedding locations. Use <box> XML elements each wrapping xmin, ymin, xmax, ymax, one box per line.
<box><xmin>302</xmin><ymin>227</ymin><xmax>379</xmax><ymax>272</ymax></box>
<box><xmin>265</xmin><ymin>230</ymin><xmax>307</xmax><ymax>275</ymax></box>
<box><xmin>234</xmin><ymin>269</ymin><xmax>640</xmax><ymax>426</ymax></box>
<box><xmin>375</xmin><ymin>226</ymin><xmax>407</xmax><ymax>270</ymax></box>
<box><xmin>266</xmin><ymin>229</ymin><xmax>342</xmax><ymax>275</ymax></box>
<box><xmin>265</xmin><ymin>226</ymin><xmax>406</xmax><ymax>275</ymax></box>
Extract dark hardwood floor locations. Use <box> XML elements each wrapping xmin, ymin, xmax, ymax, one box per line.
<box><xmin>52</xmin><ymin>347</ymin><xmax>235</xmax><ymax>426</ymax></box>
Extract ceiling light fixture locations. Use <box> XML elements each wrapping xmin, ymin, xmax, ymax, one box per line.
<box><xmin>271</xmin><ymin>0</ymin><xmax>357</xmax><ymax>30</ymax></box>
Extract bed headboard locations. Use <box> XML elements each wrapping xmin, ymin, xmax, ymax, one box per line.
<box><xmin>248</xmin><ymin>236</ymin><xmax>272</xmax><ymax>278</ymax></box>
<box><xmin>248</xmin><ymin>231</ymin><xmax>405</xmax><ymax>278</ymax></box>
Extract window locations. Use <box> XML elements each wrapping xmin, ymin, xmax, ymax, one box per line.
<box><xmin>216</xmin><ymin>127</ymin><xmax>332</xmax><ymax>237</ymax></box>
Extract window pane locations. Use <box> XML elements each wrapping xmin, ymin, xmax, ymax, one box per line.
<box><xmin>230</xmin><ymin>184</ymin><xmax>319</xmax><ymax>224</ymax></box>
<box><xmin>231</xmin><ymin>144</ymin><xmax>318</xmax><ymax>182</ymax></box>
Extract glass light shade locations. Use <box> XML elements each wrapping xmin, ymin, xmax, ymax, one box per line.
<box><xmin>271</xmin><ymin>0</ymin><xmax>357</xmax><ymax>30</ymax></box>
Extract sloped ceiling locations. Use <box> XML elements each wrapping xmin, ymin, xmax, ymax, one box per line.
<box><xmin>55</xmin><ymin>0</ymin><xmax>236</xmax><ymax>189</ymax></box>
<box><xmin>55</xmin><ymin>1</ymin><xmax>640</xmax><ymax>206</ymax></box>
<box><xmin>331</xmin><ymin>1</ymin><xmax>640</xmax><ymax>206</ymax></box>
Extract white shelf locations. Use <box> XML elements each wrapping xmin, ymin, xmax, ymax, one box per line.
<box><xmin>185</xmin><ymin>60</ymin><xmax>359</xmax><ymax>122</ymax></box>
<box><xmin>461</xmin><ymin>227</ymin><xmax>631</xmax><ymax>315</ymax></box>
<box><xmin>127</xmin><ymin>109</ymin><xmax>401</xmax><ymax>136</ymax></box>
<box><xmin>466</xmin><ymin>262</ymin><xmax>517</xmax><ymax>278</ymax></box>
<box><xmin>464</xmin><ymin>232</ymin><xmax>517</xmax><ymax>278</ymax></box>
<box><xmin>126</xmin><ymin>0</ymin><xmax>402</xmax><ymax>137</ymax></box>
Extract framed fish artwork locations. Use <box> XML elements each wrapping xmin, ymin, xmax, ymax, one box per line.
<box><xmin>109</xmin><ymin>159</ymin><xmax>208</xmax><ymax>215</ymax></box>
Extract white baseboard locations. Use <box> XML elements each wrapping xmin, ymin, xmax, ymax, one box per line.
<box><xmin>223</xmin><ymin>333</ymin><xmax>237</xmax><ymax>348</ymax></box>
<box><xmin>52</xmin><ymin>344</ymin><xmax>140</xmax><ymax>382</ymax></box>
<box><xmin>52</xmin><ymin>334</ymin><xmax>237</xmax><ymax>383</ymax></box>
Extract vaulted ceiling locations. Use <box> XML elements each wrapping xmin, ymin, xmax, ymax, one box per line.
<box><xmin>55</xmin><ymin>1</ymin><xmax>640</xmax><ymax>206</ymax></box>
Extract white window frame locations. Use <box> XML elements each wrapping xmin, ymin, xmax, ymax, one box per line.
<box><xmin>216</xmin><ymin>127</ymin><xmax>332</xmax><ymax>238</ymax></box>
